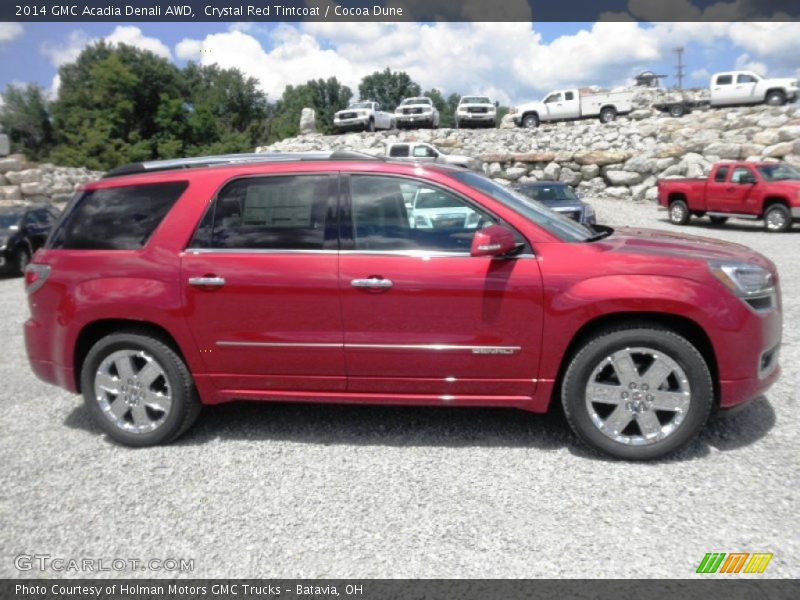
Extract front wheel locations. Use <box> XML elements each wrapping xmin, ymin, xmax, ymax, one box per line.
<box><xmin>669</xmin><ymin>200</ymin><xmax>690</xmax><ymax>225</ymax></box>
<box><xmin>765</xmin><ymin>90</ymin><xmax>786</xmax><ymax>106</ymax></box>
<box><xmin>561</xmin><ymin>327</ymin><xmax>713</xmax><ymax>460</ymax></box>
<box><xmin>764</xmin><ymin>204</ymin><xmax>791</xmax><ymax>232</ymax></box>
<box><xmin>669</xmin><ymin>104</ymin><xmax>686</xmax><ymax>118</ymax></box>
<box><xmin>80</xmin><ymin>332</ymin><xmax>202</xmax><ymax>446</ymax></box>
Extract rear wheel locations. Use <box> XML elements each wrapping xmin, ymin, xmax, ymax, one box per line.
<box><xmin>669</xmin><ymin>104</ymin><xmax>686</xmax><ymax>118</ymax></box>
<box><xmin>522</xmin><ymin>113</ymin><xmax>539</xmax><ymax>129</ymax></box>
<box><xmin>599</xmin><ymin>106</ymin><xmax>617</xmax><ymax>123</ymax></box>
<box><xmin>764</xmin><ymin>204</ymin><xmax>791</xmax><ymax>232</ymax></box>
<box><xmin>80</xmin><ymin>332</ymin><xmax>201</xmax><ymax>446</ymax></box>
<box><xmin>669</xmin><ymin>200</ymin><xmax>690</xmax><ymax>225</ymax></box>
<box><xmin>561</xmin><ymin>327</ymin><xmax>713</xmax><ymax>460</ymax></box>
<box><xmin>709</xmin><ymin>216</ymin><xmax>728</xmax><ymax>226</ymax></box>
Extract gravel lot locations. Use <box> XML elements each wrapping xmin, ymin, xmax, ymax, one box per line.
<box><xmin>0</xmin><ymin>198</ymin><xmax>797</xmax><ymax>579</ymax></box>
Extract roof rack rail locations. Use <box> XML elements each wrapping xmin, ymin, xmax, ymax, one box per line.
<box><xmin>103</xmin><ymin>150</ymin><xmax>383</xmax><ymax>178</ymax></box>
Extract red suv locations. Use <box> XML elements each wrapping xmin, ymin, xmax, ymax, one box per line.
<box><xmin>24</xmin><ymin>152</ymin><xmax>782</xmax><ymax>459</ymax></box>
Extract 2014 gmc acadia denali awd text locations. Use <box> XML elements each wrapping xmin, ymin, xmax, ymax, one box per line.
<box><xmin>23</xmin><ymin>152</ymin><xmax>782</xmax><ymax>460</ymax></box>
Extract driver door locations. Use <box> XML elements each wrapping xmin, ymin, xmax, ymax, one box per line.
<box><xmin>337</xmin><ymin>174</ymin><xmax>543</xmax><ymax>400</ymax></box>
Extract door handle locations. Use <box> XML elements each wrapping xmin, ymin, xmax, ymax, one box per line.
<box><xmin>188</xmin><ymin>276</ymin><xmax>226</xmax><ymax>287</ymax></box>
<box><xmin>351</xmin><ymin>277</ymin><xmax>393</xmax><ymax>289</ymax></box>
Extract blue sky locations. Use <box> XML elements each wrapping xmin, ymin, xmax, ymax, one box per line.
<box><xmin>1</xmin><ymin>21</ymin><xmax>798</xmax><ymax>105</ymax></box>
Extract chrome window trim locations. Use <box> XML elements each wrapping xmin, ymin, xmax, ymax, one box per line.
<box><xmin>185</xmin><ymin>248</ymin><xmax>534</xmax><ymax>259</ymax></box>
<box><xmin>216</xmin><ymin>341</ymin><xmax>521</xmax><ymax>354</ymax></box>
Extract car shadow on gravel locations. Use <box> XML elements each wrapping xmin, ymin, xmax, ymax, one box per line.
<box><xmin>64</xmin><ymin>395</ymin><xmax>777</xmax><ymax>461</ymax></box>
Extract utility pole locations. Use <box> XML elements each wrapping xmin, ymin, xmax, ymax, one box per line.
<box><xmin>674</xmin><ymin>46</ymin><xmax>685</xmax><ymax>90</ymax></box>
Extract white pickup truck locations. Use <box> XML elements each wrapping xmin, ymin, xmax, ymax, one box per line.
<box><xmin>455</xmin><ymin>95</ymin><xmax>497</xmax><ymax>128</ymax></box>
<box><xmin>386</xmin><ymin>142</ymin><xmax>480</xmax><ymax>170</ymax></box>
<box><xmin>511</xmin><ymin>88</ymin><xmax>633</xmax><ymax>128</ymax></box>
<box><xmin>394</xmin><ymin>97</ymin><xmax>440</xmax><ymax>129</ymax></box>
<box><xmin>333</xmin><ymin>101</ymin><xmax>395</xmax><ymax>133</ymax></box>
<box><xmin>709</xmin><ymin>71</ymin><xmax>798</xmax><ymax>107</ymax></box>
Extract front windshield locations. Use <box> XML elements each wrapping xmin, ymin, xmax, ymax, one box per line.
<box><xmin>350</xmin><ymin>102</ymin><xmax>372</xmax><ymax>109</ymax></box>
<box><xmin>757</xmin><ymin>164</ymin><xmax>800</xmax><ymax>181</ymax></box>
<box><xmin>461</xmin><ymin>97</ymin><xmax>490</xmax><ymax>104</ymax></box>
<box><xmin>401</xmin><ymin>98</ymin><xmax>431</xmax><ymax>106</ymax></box>
<box><xmin>516</xmin><ymin>184</ymin><xmax>579</xmax><ymax>202</ymax></box>
<box><xmin>450</xmin><ymin>171</ymin><xmax>595</xmax><ymax>242</ymax></box>
<box><xmin>0</xmin><ymin>213</ymin><xmax>22</xmax><ymax>229</ymax></box>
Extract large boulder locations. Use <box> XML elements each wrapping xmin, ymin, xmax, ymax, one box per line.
<box><xmin>762</xmin><ymin>142</ymin><xmax>794</xmax><ymax>158</ymax></box>
<box><xmin>573</xmin><ymin>150</ymin><xmax>631</xmax><ymax>166</ymax></box>
<box><xmin>0</xmin><ymin>185</ymin><xmax>21</xmax><ymax>200</ymax></box>
<box><xmin>499</xmin><ymin>113</ymin><xmax>516</xmax><ymax>129</ymax></box>
<box><xmin>6</xmin><ymin>168</ymin><xmax>43</xmax><ymax>185</ymax></box>
<box><xmin>703</xmin><ymin>142</ymin><xmax>741</xmax><ymax>159</ymax></box>
<box><xmin>299</xmin><ymin>108</ymin><xmax>317</xmax><ymax>134</ymax></box>
<box><xmin>604</xmin><ymin>170</ymin><xmax>644</xmax><ymax>186</ymax></box>
<box><xmin>0</xmin><ymin>156</ymin><xmax>24</xmax><ymax>173</ymax></box>
<box><xmin>542</xmin><ymin>162</ymin><xmax>561</xmax><ymax>180</ymax></box>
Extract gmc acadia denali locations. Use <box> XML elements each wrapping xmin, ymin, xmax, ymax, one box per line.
<box><xmin>24</xmin><ymin>152</ymin><xmax>782</xmax><ymax>459</ymax></box>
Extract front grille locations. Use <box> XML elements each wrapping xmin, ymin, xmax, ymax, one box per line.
<box><xmin>402</xmin><ymin>108</ymin><xmax>423</xmax><ymax>115</ymax></box>
<box><xmin>339</xmin><ymin>112</ymin><xmax>357</xmax><ymax>119</ymax></box>
<box><xmin>467</xmin><ymin>107</ymin><xmax>488</xmax><ymax>113</ymax></box>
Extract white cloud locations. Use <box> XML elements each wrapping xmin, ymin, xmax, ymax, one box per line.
<box><xmin>734</xmin><ymin>53</ymin><xmax>768</xmax><ymax>76</ymax></box>
<box><xmin>0</xmin><ymin>22</ymin><xmax>23</xmax><ymax>43</ymax></box>
<box><xmin>41</xmin><ymin>26</ymin><xmax>171</xmax><ymax>68</ymax></box>
<box><xmin>104</xmin><ymin>26</ymin><xmax>172</xmax><ymax>59</ymax></box>
<box><xmin>728</xmin><ymin>22</ymin><xmax>800</xmax><ymax>66</ymax></box>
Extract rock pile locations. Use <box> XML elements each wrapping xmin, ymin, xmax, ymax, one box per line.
<box><xmin>0</xmin><ymin>154</ymin><xmax>102</xmax><ymax>207</ymax></box>
<box><xmin>259</xmin><ymin>101</ymin><xmax>800</xmax><ymax>201</ymax></box>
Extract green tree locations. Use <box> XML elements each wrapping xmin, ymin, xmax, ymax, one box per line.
<box><xmin>358</xmin><ymin>68</ymin><xmax>420</xmax><ymax>111</ymax></box>
<box><xmin>0</xmin><ymin>83</ymin><xmax>54</xmax><ymax>160</ymax></box>
<box><xmin>266</xmin><ymin>77</ymin><xmax>351</xmax><ymax>141</ymax></box>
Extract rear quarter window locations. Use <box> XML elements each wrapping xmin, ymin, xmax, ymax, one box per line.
<box><xmin>48</xmin><ymin>182</ymin><xmax>187</xmax><ymax>250</ymax></box>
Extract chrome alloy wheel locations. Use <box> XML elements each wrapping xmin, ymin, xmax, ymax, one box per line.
<box><xmin>766</xmin><ymin>209</ymin><xmax>787</xmax><ymax>231</ymax></box>
<box><xmin>94</xmin><ymin>349</ymin><xmax>173</xmax><ymax>434</ymax></box>
<box><xmin>584</xmin><ymin>347</ymin><xmax>691</xmax><ymax>446</ymax></box>
<box><xmin>670</xmin><ymin>203</ymin><xmax>686</xmax><ymax>222</ymax></box>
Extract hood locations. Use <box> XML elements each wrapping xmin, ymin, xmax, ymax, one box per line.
<box><xmin>516</xmin><ymin>100</ymin><xmax>545</xmax><ymax>112</ymax></box>
<box><xmin>441</xmin><ymin>154</ymin><xmax>474</xmax><ymax>164</ymax></box>
<box><xmin>600</xmin><ymin>227</ymin><xmax>772</xmax><ymax>269</ymax></box>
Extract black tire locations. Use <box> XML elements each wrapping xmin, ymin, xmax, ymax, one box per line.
<box><xmin>13</xmin><ymin>247</ymin><xmax>30</xmax><ymax>276</ymax></box>
<box><xmin>709</xmin><ymin>216</ymin><xmax>728</xmax><ymax>226</ymax></box>
<box><xmin>80</xmin><ymin>332</ymin><xmax>202</xmax><ymax>447</ymax></box>
<box><xmin>561</xmin><ymin>326</ymin><xmax>714</xmax><ymax>460</ymax></box>
<box><xmin>521</xmin><ymin>113</ymin><xmax>539</xmax><ymax>129</ymax></box>
<box><xmin>669</xmin><ymin>199</ymin><xmax>690</xmax><ymax>225</ymax></box>
<box><xmin>669</xmin><ymin>104</ymin><xmax>686</xmax><ymax>118</ymax></box>
<box><xmin>765</xmin><ymin>90</ymin><xmax>786</xmax><ymax>107</ymax></box>
<box><xmin>599</xmin><ymin>106</ymin><xmax>617</xmax><ymax>123</ymax></box>
<box><xmin>366</xmin><ymin>119</ymin><xmax>375</xmax><ymax>132</ymax></box>
<box><xmin>763</xmin><ymin>203</ymin><xmax>791</xmax><ymax>232</ymax></box>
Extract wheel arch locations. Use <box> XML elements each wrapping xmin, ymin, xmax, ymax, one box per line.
<box><xmin>73</xmin><ymin>319</ymin><xmax>187</xmax><ymax>393</ymax></box>
<box><xmin>761</xmin><ymin>195</ymin><xmax>789</xmax><ymax>215</ymax></box>
<box><xmin>668</xmin><ymin>192</ymin><xmax>688</xmax><ymax>204</ymax></box>
<box><xmin>550</xmin><ymin>311</ymin><xmax>720</xmax><ymax>411</ymax></box>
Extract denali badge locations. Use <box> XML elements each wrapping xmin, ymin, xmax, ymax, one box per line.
<box><xmin>472</xmin><ymin>347</ymin><xmax>517</xmax><ymax>355</ymax></box>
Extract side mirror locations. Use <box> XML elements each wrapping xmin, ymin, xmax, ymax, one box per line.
<box><xmin>471</xmin><ymin>225</ymin><xmax>517</xmax><ymax>257</ymax></box>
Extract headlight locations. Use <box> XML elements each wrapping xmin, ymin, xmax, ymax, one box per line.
<box><xmin>357</xmin><ymin>111</ymin><xmax>367</xmax><ymax>117</ymax></box>
<box><xmin>710</xmin><ymin>261</ymin><xmax>776</xmax><ymax>310</ymax></box>
<box><xmin>415</xmin><ymin>215</ymin><xmax>432</xmax><ymax>228</ymax></box>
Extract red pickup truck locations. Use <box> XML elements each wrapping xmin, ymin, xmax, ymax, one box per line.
<box><xmin>658</xmin><ymin>161</ymin><xmax>800</xmax><ymax>232</ymax></box>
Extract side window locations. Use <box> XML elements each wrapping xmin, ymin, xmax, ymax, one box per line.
<box><xmin>389</xmin><ymin>144</ymin><xmax>409</xmax><ymax>158</ymax></box>
<box><xmin>716</xmin><ymin>74</ymin><xmax>733</xmax><ymax>85</ymax></box>
<box><xmin>737</xmin><ymin>74</ymin><xmax>757</xmax><ymax>83</ymax></box>
<box><xmin>714</xmin><ymin>167</ymin><xmax>729</xmax><ymax>182</ymax></box>
<box><xmin>565</xmin><ymin>91</ymin><xmax>575</xmax><ymax>101</ymax></box>
<box><xmin>412</xmin><ymin>145</ymin><xmax>437</xmax><ymax>158</ymax></box>
<box><xmin>26</xmin><ymin>210</ymin><xmax>49</xmax><ymax>227</ymax></box>
<box><xmin>349</xmin><ymin>175</ymin><xmax>495</xmax><ymax>252</ymax></box>
<box><xmin>731</xmin><ymin>167</ymin><xmax>755</xmax><ymax>184</ymax></box>
<box><xmin>49</xmin><ymin>182</ymin><xmax>187</xmax><ymax>250</ymax></box>
<box><xmin>197</xmin><ymin>175</ymin><xmax>334</xmax><ymax>250</ymax></box>
<box><xmin>545</xmin><ymin>93</ymin><xmax>562</xmax><ymax>103</ymax></box>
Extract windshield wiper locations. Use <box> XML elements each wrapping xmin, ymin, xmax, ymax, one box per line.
<box><xmin>584</xmin><ymin>225</ymin><xmax>614</xmax><ymax>242</ymax></box>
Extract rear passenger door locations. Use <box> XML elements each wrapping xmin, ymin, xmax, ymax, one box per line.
<box><xmin>181</xmin><ymin>173</ymin><xmax>346</xmax><ymax>393</ymax></box>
